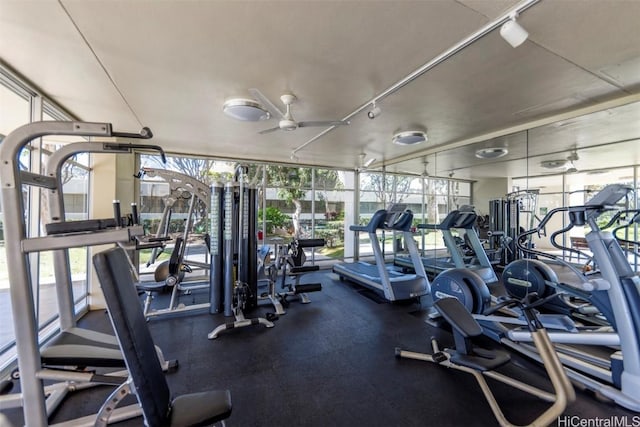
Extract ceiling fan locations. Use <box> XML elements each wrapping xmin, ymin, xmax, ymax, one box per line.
<box><xmin>249</xmin><ymin>88</ymin><xmax>350</xmax><ymax>134</ymax></box>
<box><xmin>357</xmin><ymin>153</ymin><xmax>376</xmax><ymax>171</ymax></box>
<box><xmin>565</xmin><ymin>151</ymin><xmax>579</xmax><ymax>173</ymax></box>
<box><xmin>540</xmin><ymin>151</ymin><xmax>580</xmax><ymax>173</ymax></box>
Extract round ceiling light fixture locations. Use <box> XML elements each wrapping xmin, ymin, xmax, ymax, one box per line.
<box><xmin>392</xmin><ymin>130</ymin><xmax>427</xmax><ymax>146</ymax></box>
<box><xmin>475</xmin><ymin>147</ymin><xmax>508</xmax><ymax>159</ymax></box>
<box><xmin>222</xmin><ymin>98</ymin><xmax>270</xmax><ymax>121</ymax></box>
<box><xmin>540</xmin><ymin>159</ymin><xmax>568</xmax><ymax>169</ymax></box>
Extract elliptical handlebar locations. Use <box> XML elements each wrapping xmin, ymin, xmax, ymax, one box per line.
<box><xmin>607</xmin><ymin>209</ymin><xmax>640</xmax><ymax>251</ymax></box>
<box><xmin>483</xmin><ymin>292</ymin><xmax>561</xmax><ymax>332</ymax></box>
<box><xmin>514</xmin><ymin>204</ymin><xmax>608</xmax><ymax>260</ymax></box>
<box><xmin>513</xmin><ymin>182</ymin><xmax>634</xmax><ymax>256</ymax></box>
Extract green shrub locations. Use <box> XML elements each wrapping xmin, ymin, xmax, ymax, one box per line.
<box><xmin>258</xmin><ymin>206</ymin><xmax>289</xmax><ymax>233</ymax></box>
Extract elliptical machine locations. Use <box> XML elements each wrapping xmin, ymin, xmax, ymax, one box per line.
<box><xmin>500</xmin><ymin>198</ymin><xmax>613</xmax><ymax>326</ymax></box>
<box><xmin>430</xmin><ymin>184</ymin><xmax>640</xmax><ymax>412</ymax></box>
<box><xmin>396</xmin><ymin>294</ymin><xmax>575</xmax><ymax>427</ymax></box>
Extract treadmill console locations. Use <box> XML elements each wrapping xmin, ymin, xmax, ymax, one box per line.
<box><xmin>584</xmin><ymin>184</ymin><xmax>634</xmax><ymax>221</ymax></box>
<box><xmin>586</xmin><ymin>184</ymin><xmax>633</xmax><ymax>207</ymax></box>
<box><xmin>385</xmin><ymin>203</ymin><xmax>408</xmax><ymax>228</ymax></box>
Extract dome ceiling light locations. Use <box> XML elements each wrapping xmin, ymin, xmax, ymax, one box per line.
<box><xmin>222</xmin><ymin>98</ymin><xmax>270</xmax><ymax>121</ymax></box>
<box><xmin>540</xmin><ymin>159</ymin><xmax>569</xmax><ymax>169</ymax></box>
<box><xmin>475</xmin><ymin>147</ymin><xmax>508</xmax><ymax>159</ymax></box>
<box><xmin>392</xmin><ymin>130</ymin><xmax>427</xmax><ymax>146</ymax></box>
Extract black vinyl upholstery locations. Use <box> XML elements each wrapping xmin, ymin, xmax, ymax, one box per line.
<box><xmin>94</xmin><ymin>247</ymin><xmax>172</xmax><ymax>425</ymax></box>
<box><xmin>40</xmin><ymin>328</ymin><xmax>124</xmax><ymax>367</ymax></box>
<box><xmin>435</xmin><ymin>298</ymin><xmax>511</xmax><ymax>372</ymax></box>
<box><xmin>93</xmin><ymin>247</ymin><xmax>232</xmax><ymax>426</ymax></box>
<box><xmin>434</xmin><ymin>298</ymin><xmax>483</xmax><ymax>338</ymax></box>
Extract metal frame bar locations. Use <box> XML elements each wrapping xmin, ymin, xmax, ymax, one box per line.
<box><xmin>0</xmin><ymin>121</ymin><xmax>154</xmax><ymax>426</ymax></box>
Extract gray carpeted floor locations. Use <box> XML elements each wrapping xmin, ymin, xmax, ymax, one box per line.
<box><xmin>2</xmin><ymin>270</ymin><xmax>636</xmax><ymax>426</ymax></box>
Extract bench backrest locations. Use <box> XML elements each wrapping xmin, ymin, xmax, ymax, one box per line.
<box><xmin>93</xmin><ymin>247</ymin><xmax>171</xmax><ymax>426</ymax></box>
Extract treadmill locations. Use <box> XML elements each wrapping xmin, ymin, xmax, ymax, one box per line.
<box><xmin>395</xmin><ymin>208</ymin><xmax>498</xmax><ymax>285</ymax></box>
<box><xmin>332</xmin><ymin>205</ymin><xmax>430</xmax><ymax>301</ymax></box>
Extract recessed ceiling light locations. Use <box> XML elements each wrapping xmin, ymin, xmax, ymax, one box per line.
<box><xmin>392</xmin><ymin>130</ymin><xmax>427</xmax><ymax>146</ymax></box>
<box><xmin>223</xmin><ymin>98</ymin><xmax>270</xmax><ymax>121</ymax></box>
<box><xmin>540</xmin><ymin>159</ymin><xmax>568</xmax><ymax>169</ymax></box>
<box><xmin>475</xmin><ymin>147</ymin><xmax>508</xmax><ymax>159</ymax></box>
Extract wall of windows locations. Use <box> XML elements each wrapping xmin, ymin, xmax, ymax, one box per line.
<box><xmin>0</xmin><ymin>75</ymin><xmax>31</xmax><ymax>367</ymax></box>
<box><xmin>133</xmin><ymin>158</ymin><xmax>472</xmax><ymax>268</ymax></box>
<box><xmin>0</xmin><ymin>69</ymin><xmax>89</xmax><ymax>372</ymax></box>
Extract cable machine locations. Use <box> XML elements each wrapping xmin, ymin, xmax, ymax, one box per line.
<box><xmin>135</xmin><ymin>167</ymin><xmax>213</xmax><ymax>318</ymax></box>
<box><xmin>208</xmin><ymin>165</ymin><xmax>274</xmax><ymax>339</ymax></box>
<box><xmin>488</xmin><ymin>189</ymin><xmax>539</xmax><ymax>266</ymax></box>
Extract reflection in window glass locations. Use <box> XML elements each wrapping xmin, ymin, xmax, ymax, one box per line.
<box><xmin>138</xmin><ymin>154</ymin><xmax>219</xmax><ymax>274</ymax></box>
<box><xmin>512</xmin><ymin>168</ymin><xmax>637</xmax><ymax>261</ymax></box>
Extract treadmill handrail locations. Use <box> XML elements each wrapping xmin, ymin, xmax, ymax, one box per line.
<box><xmin>349</xmin><ymin>209</ymin><xmax>388</xmax><ymax>233</ymax></box>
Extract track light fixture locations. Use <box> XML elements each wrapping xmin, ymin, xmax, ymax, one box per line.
<box><xmin>500</xmin><ymin>14</ymin><xmax>529</xmax><ymax>48</ymax></box>
<box><xmin>367</xmin><ymin>102</ymin><xmax>382</xmax><ymax>120</ymax></box>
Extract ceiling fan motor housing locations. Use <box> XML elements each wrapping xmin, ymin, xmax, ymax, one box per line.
<box><xmin>279</xmin><ymin>119</ymin><xmax>298</xmax><ymax>131</ymax></box>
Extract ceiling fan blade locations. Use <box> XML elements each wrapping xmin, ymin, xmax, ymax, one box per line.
<box><xmin>258</xmin><ymin>126</ymin><xmax>280</xmax><ymax>135</ymax></box>
<box><xmin>248</xmin><ymin>88</ymin><xmax>284</xmax><ymax>119</ymax></box>
<box><xmin>297</xmin><ymin>120</ymin><xmax>350</xmax><ymax>128</ymax></box>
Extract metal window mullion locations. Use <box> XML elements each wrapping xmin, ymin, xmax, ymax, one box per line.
<box><xmin>354</xmin><ymin>170</ymin><xmax>360</xmax><ymax>261</ymax></box>
<box><xmin>77</xmin><ymin>152</ymin><xmax>94</xmax><ymax>310</ymax></box>
<box><xmin>311</xmin><ymin>168</ymin><xmax>316</xmax><ymax>262</ymax></box>
<box><xmin>0</xmin><ymin>67</ymin><xmax>35</xmax><ymax>99</ymax></box>
<box><xmin>421</xmin><ymin>177</ymin><xmax>427</xmax><ymax>255</ymax></box>
<box><xmin>28</xmin><ymin>95</ymin><xmax>43</xmax><ymax>325</ymax></box>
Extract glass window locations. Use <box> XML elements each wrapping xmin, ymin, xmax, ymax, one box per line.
<box><xmin>0</xmin><ymin>81</ymin><xmax>30</xmax><ymax>366</ymax></box>
<box><xmin>138</xmin><ymin>154</ymin><xmax>219</xmax><ymax>275</ymax></box>
<box><xmin>0</xmin><ymin>73</ymin><xmax>93</xmax><ymax>372</ymax></box>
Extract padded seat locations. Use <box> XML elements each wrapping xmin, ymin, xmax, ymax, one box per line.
<box><xmin>41</xmin><ymin>327</ymin><xmax>124</xmax><ymax>367</ymax></box>
<box><xmin>289</xmin><ymin>265</ymin><xmax>319</xmax><ymax>274</ymax></box>
<box><xmin>170</xmin><ymin>390</ymin><xmax>232</xmax><ymax>426</ymax></box>
<box><xmin>136</xmin><ymin>281</ymin><xmax>168</xmax><ymax>293</ymax></box>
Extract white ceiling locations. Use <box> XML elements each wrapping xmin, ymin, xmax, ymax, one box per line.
<box><xmin>1</xmin><ymin>0</ymin><xmax>639</xmax><ymax>179</ymax></box>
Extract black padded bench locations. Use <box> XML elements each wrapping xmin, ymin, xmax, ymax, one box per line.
<box><xmin>279</xmin><ymin>238</ymin><xmax>325</xmax><ymax>305</ymax></box>
<box><xmin>93</xmin><ymin>247</ymin><xmax>232</xmax><ymax>426</ymax></box>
